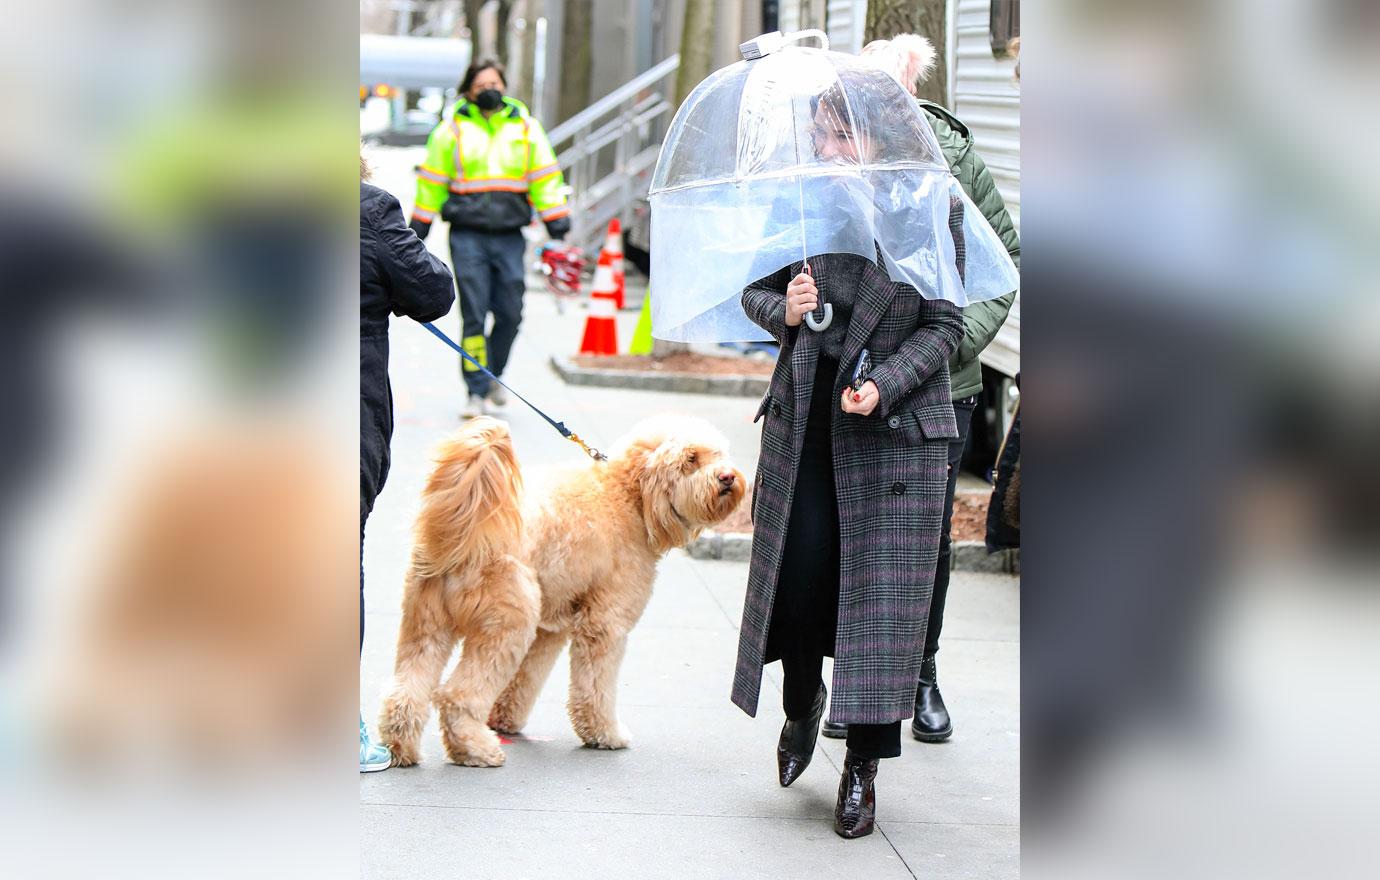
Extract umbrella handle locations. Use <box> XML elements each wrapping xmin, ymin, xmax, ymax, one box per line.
<box><xmin>741</xmin><ymin>29</ymin><xmax>830</xmax><ymax>61</ymax></box>
<box><xmin>804</xmin><ymin>302</ymin><xmax>833</xmax><ymax>332</ymax></box>
<box><xmin>782</xmin><ymin>29</ymin><xmax>830</xmax><ymax>51</ymax></box>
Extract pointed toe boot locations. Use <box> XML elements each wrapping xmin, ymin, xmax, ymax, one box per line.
<box><xmin>833</xmin><ymin>750</ymin><xmax>879</xmax><ymax>839</ymax></box>
<box><xmin>911</xmin><ymin>655</ymin><xmax>953</xmax><ymax>743</ymax></box>
<box><xmin>776</xmin><ymin>682</ymin><xmax>826</xmax><ymax>787</ymax></box>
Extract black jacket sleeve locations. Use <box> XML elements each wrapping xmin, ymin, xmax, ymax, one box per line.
<box><xmin>373</xmin><ymin>192</ymin><xmax>455</xmax><ymax>322</ymax></box>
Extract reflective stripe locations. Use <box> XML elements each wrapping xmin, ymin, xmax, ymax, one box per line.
<box><xmin>588</xmin><ymin>295</ymin><xmax>616</xmax><ymax>318</ymax></box>
<box><xmin>456</xmin><ymin>175</ymin><xmax>528</xmax><ymax>184</ymax></box>
<box><xmin>461</xmin><ymin>334</ymin><xmax>487</xmax><ymax>371</ymax></box>
<box><xmin>539</xmin><ymin>205</ymin><xmax>570</xmax><ymax>221</ymax></box>
<box><xmin>416</xmin><ymin>165</ymin><xmax>449</xmax><ymax>185</ymax></box>
<box><xmin>450</xmin><ymin>120</ymin><xmax>464</xmax><ymax>182</ymax></box>
<box><xmin>527</xmin><ymin>163</ymin><xmax>560</xmax><ymax>182</ymax></box>
<box><xmin>521</xmin><ymin>119</ymin><xmax>532</xmax><ymax>179</ymax></box>
<box><xmin>412</xmin><ymin>206</ymin><xmax>436</xmax><ymax>221</ymax></box>
<box><xmin>450</xmin><ymin>178</ymin><xmax>530</xmax><ymax>195</ymax></box>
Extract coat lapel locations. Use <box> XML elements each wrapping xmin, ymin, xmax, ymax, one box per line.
<box><xmin>838</xmin><ymin>257</ymin><xmax>899</xmax><ymax>388</ymax></box>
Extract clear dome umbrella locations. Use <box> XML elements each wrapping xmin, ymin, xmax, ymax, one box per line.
<box><xmin>648</xmin><ymin>30</ymin><xmax>1019</xmax><ymax>342</ymax></box>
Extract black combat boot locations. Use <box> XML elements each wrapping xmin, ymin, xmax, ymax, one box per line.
<box><xmin>911</xmin><ymin>655</ymin><xmax>953</xmax><ymax>742</ymax></box>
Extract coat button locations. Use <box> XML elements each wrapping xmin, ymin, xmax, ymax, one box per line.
<box><xmin>772</xmin><ymin>401</ymin><xmax>782</xmax><ymax>416</ymax></box>
<box><xmin>892</xmin><ymin>482</ymin><xmax>906</xmax><ymax>495</ymax></box>
<box><xmin>887</xmin><ymin>416</ymin><xmax>901</xmax><ymax>429</ymax></box>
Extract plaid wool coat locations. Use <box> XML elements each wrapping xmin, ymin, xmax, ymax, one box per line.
<box><xmin>731</xmin><ymin>254</ymin><xmax>964</xmax><ymax>725</ymax></box>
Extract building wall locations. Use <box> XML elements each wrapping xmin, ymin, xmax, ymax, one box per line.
<box><xmin>540</xmin><ymin>0</ymin><xmax>758</xmax><ymax>116</ymax></box>
<box><xmin>949</xmin><ymin>0</ymin><xmax>1019</xmax><ymax>232</ymax></box>
<box><xmin>779</xmin><ymin>0</ymin><xmax>825</xmax><ymax>35</ymax></box>
<box><xmin>948</xmin><ymin>0</ymin><xmax>1020</xmax><ymax>375</ymax></box>
<box><xmin>825</xmin><ymin>0</ymin><xmax>867</xmax><ymax>53</ymax></box>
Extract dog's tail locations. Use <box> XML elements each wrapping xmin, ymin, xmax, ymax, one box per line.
<box><xmin>411</xmin><ymin>416</ymin><xmax>524</xmax><ymax>578</ymax></box>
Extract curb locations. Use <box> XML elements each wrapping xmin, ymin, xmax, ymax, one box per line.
<box><xmin>549</xmin><ymin>355</ymin><xmax>770</xmax><ymax>398</ymax></box>
<box><xmin>686</xmin><ymin>532</ymin><xmax>1019</xmax><ymax>575</ymax></box>
<box><xmin>953</xmin><ymin>541</ymin><xmax>1021</xmax><ymax>575</ymax></box>
<box><xmin>686</xmin><ymin>531</ymin><xmax>755</xmax><ymax>563</ymax></box>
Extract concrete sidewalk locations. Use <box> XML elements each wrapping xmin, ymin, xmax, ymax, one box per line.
<box><xmin>360</xmin><ymin>149</ymin><xmax>1019</xmax><ymax>879</ymax></box>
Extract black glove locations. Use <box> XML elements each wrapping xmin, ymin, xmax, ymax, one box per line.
<box><xmin>544</xmin><ymin>215</ymin><xmax>571</xmax><ymax>241</ymax></box>
<box><xmin>408</xmin><ymin>217</ymin><xmax>432</xmax><ymax>241</ymax></box>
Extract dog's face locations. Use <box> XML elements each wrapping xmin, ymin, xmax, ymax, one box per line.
<box><xmin>614</xmin><ymin>417</ymin><xmax>746</xmax><ymax>552</ymax></box>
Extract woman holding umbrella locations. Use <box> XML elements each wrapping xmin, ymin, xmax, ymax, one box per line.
<box><xmin>649</xmin><ymin>34</ymin><xmax>1018</xmax><ymax>839</ymax></box>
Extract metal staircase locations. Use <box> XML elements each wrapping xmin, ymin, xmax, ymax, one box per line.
<box><xmin>545</xmin><ymin>55</ymin><xmax>680</xmax><ymax>257</ymax></box>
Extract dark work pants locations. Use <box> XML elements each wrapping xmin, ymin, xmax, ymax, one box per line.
<box><xmin>448</xmin><ymin>227</ymin><xmax>527</xmax><ymax>397</ymax></box>
<box><xmin>924</xmin><ymin>395</ymin><xmax>979</xmax><ymax>661</ymax></box>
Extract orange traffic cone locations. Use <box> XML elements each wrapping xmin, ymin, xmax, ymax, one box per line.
<box><xmin>578</xmin><ymin>251</ymin><xmax>620</xmax><ymax>356</ymax></box>
<box><xmin>601</xmin><ymin>217</ymin><xmax>626</xmax><ymax>310</ymax></box>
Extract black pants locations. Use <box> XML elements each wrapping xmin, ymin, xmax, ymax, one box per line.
<box><xmin>782</xmin><ymin>653</ymin><xmax>902</xmax><ymax>759</ymax></box>
<box><xmin>771</xmin><ymin>355</ymin><xmax>900</xmax><ymax>760</ymax></box>
<box><xmin>924</xmin><ymin>395</ymin><xmax>979</xmax><ymax>661</ymax></box>
<box><xmin>360</xmin><ymin>495</ymin><xmax>374</xmax><ymax>654</ymax></box>
<box><xmin>449</xmin><ymin>228</ymin><xmax>527</xmax><ymax>397</ymax></box>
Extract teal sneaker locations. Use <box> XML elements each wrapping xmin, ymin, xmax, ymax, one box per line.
<box><xmin>360</xmin><ymin>716</ymin><xmax>392</xmax><ymax>773</ymax></box>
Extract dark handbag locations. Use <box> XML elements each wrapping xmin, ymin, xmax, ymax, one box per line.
<box><xmin>985</xmin><ymin>397</ymin><xmax>1020</xmax><ymax>553</ymax></box>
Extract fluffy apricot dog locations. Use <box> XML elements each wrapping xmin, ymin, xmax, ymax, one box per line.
<box><xmin>379</xmin><ymin>415</ymin><xmax>745</xmax><ymax>767</ymax></box>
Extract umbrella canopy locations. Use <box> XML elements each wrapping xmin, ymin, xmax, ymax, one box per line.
<box><xmin>649</xmin><ymin>32</ymin><xmax>1019</xmax><ymax>342</ymax></box>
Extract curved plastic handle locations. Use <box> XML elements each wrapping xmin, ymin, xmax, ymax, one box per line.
<box><xmin>783</xmin><ymin>29</ymin><xmax>830</xmax><ymax>50</ymax></box>
<box><xmin>805</xmin><ymin>302</ymin><xmax>833</xmax><ymax>332</ymax></box>
<box><xmin>741</xmin><ymin>29</ymin><xmax>831</xmax><ymax>60</ymax></box>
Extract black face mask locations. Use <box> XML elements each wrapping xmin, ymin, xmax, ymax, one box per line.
<box><xmin>474</xmin><ymin>88</ymin><xmax>503</xmax><ymax>111</ymax></box>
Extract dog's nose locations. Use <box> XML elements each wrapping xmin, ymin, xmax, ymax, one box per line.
<box><xmin>718</xmin><ymin>471</ymin><xmax>736</xmax><ymax>487</ymax></box>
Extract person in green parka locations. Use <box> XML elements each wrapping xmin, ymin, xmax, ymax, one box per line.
<box><xmin>818</xmin><ymin>34</ymin><xmax>1022</xmax><ymax>744</ymax></box>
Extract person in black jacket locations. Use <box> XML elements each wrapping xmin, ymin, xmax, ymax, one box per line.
<box><xmin>359</xmin><ymin>156</ymin><xmax>456</xmax><ymax>771</ymax></box>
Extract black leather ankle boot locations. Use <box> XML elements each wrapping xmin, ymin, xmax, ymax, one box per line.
<box><xmin>777</xmin><ymin>682</ymin><xmax>826</xmax><ymax>787</ymax></box>
<box><xmin>911</xmin><ymin>655</ymin><xmax>953</xmax><ymax>742</ymax></box>
<box><xmin>820</xmin><ymin>719</ymin><xmax>847</xmax><ymax>739</ymax></box>
<box><xmin>833</xmin><ymin>749</ymin><xmax>879</xmax><ymax>838</ymax></box>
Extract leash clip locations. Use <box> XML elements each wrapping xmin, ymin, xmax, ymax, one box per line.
<box><xmin>568</xmin><ymin>433</ymin><xmax>608</xmax><ymax>463</ymax></box>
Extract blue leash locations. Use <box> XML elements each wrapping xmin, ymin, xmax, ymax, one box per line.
<box><xmin>418</xmin><ymin>321</ymin><xmax>607</xmax><ymax>462</ymax></box>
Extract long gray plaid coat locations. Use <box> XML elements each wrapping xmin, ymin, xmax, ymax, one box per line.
<box><xmin>731</xmin><ymin>254</ymin><xmax>963</xmax><ymax>725</ymax></box>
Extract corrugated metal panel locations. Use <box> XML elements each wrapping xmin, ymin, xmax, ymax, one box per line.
<box><xmin>779</xmin><ymin>1</ymin><xmax>800</xmax><ymax>34</ymax></box>
<box><xmin>949</xmin><ymin>0</ymin><xmax>1020</xmax><ymax>376</ymax></box>
<box><xmin>778</xmin><ymin>0</ymin><xmax>828</xmax><ymax>35</ymax></box>
<box><xmin>950</xmin><ymin>0</ymin><xmax>1020</xmax><ymax>232</ymax></box>
<box><xmin>826</xmin><ymin>0</ymin><xmax>867</xmax><ymax>54</ymax></box>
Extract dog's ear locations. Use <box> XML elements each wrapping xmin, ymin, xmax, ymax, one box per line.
<box><xmin>680</xmin><ymin>445</ymin><xmax>700</xmax><ymax>473</ymax></box>
<box><xmin>632</xmin><ymin>439</ymin><xmax>694</xmax><ymax>553</ymax></box>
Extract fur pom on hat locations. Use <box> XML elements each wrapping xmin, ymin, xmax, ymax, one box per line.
<box><xmin>860</xmin><ymin>33</ymin><xmax>937</xmax><ymax>97</ymax></box>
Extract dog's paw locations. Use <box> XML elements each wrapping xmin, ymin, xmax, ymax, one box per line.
<box><xmin>441</xmin><ymin>723</ymin><xmax>508</xmax><ymax>767</ymax></box>
<box><xmin>582</xmin><ymin>723</ymin><xmax>632</xmax><ymax>750</ymax></box>
<box><xmin>380</xmin><ymin>733</ymin><xmax>421</xmax><ymax>768</ymax></box>
<box><xmin>487</xmin><ymin>704</ymin><xmax>524</xmax><ymax>735</ymax></box>
<box><xmin>457</xmin><ymin>746</ymin><xmax>506</xmax><ymax>768</ymax></box>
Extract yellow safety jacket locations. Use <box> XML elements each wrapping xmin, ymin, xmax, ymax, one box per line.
<box><xmin>412</xmin><ymin>97</ymin><xmax>569</xmax><ymax>236</ymax></box>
